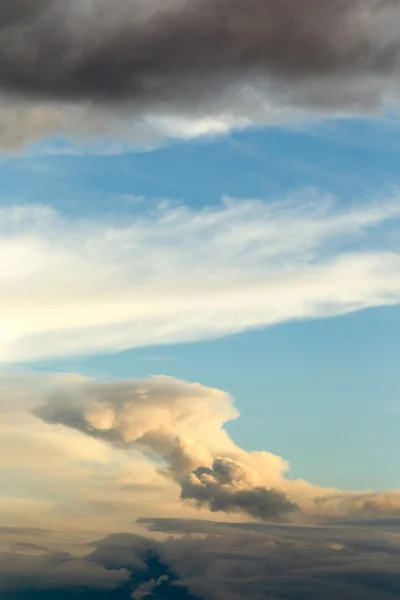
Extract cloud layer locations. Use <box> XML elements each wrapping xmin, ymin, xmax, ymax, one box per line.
<box><xmin>3</xmin><ymin>194</ymin><xmax>400</xmax><ymax>363</ymax></box>
<box><xmin>3</xmin><ymin>519</ymin><xmax>400</xmax><ymax>599</ymax></box>
<box><xmin>2</xmin><ymin>0</ymin><xmax>400</xmax><ymax>149</ymax></box>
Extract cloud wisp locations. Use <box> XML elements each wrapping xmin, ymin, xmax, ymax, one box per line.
<box><xmin>3</xmin><ymin>0</ymin><xmax>400</xmax><ymax>148</ymax></box>
<box><xmin>2</xmin><ymin>193</ymin><xmax>400</xmax><ymax>363</ymax></box>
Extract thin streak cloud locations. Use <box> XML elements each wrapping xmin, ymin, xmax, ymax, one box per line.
<box><xmin>2</xmin><ymin>193</ymin><xmax>400</xmax><ymax>363</ymax></box>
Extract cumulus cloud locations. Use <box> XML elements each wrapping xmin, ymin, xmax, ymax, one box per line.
<box><xmin>34</xmin><ymin>375</ymin><xmax>296</xmax><ymax>522</ymax></box>
<box><xmin>2</xmin><ymin>0</ymin><xmax>400</xmax><ymax>149</ymax></box>
<box><xmin>33</xmin><ymin>375</ymin><xmax>400</xmax><ymax>522</ymax></box>
<box><xmin>3</xmin><ymin>194</ymin><xmax>400</xmax><ymax>363</ymax></box>
<box><xmin>0</xmin><ymin>373</ymin><xmax>201</xmax><ymax>540</ymax></box>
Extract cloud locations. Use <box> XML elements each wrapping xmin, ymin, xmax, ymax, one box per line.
<box><xmin>180</xmin><ymin>459</ymin><xmax>298</xmax><ymax>521</ymax></box>
<box><xmin>65</xmin><ymin>375</ymin><xmax>297</xmax><ymax>522</ymax></box>
<box><xmin>2</xmin><ymin>0</ymin><xmax>400</xmax><ymax>149</ymax></box>
<box><xmin>33</xmin><ymin>375</ymin><xmax>296</xmax><ymax>523</ymax></box>
<box><xmin>0</xmin><ymin>0</ymin><xmax>374</xmax><ymax>100</ymax></box>
<box><xmin>0</xmin><ymin>531</ymin><xmax>201</xmax><ymax>599</ymax></box>
<box><xmin>143</xmin><ymin>518</ymin><xmax>400</xmax><ymax>599</ymax></box>
<box><xmin>0</xmin><ymin>549</ymin><xmax>130</xmax><ymax>594</ymax></box>
<box><xmin>2</xmin><ymin>520</ymin><xmax>400</xmax><ymax>599</ymax></box>
<box><xmin>0</xmin><ymin>373</ymin><xmax>242</xmax><ymax>541</ymax></box>
<box><xmin>3</xmin><ymin>194</ymin><xmax>400</xmax><ymax>363</ymax></box>
<box><xmin>32</xmin><ymin>374</ymin><xmax>400</xmax><ymax>522</ymax></box>
<box><xmin>0</xmin><ymin>526</ymin><xmax>53</xmax><ymax>536</ymax></box>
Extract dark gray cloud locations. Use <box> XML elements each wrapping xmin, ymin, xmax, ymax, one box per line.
<box><xmin>1</xmin><ymin>0</ymin><xmax>400</xmax><ymax>151</ymax></box>
<box><xmin>0</xmin><ymin>0</ymin><xmax>49</xmax><ymax>26</ymax></box>
<box><xmin>0</xmin><ymin>533</ymin><xmax>201</xmax><ymax>600</ymax></box>
<box><xmin>180</xmin><ymin>458</ymin><xmax>298</xmax><ymax>521</ymax></box>
<box><xmin>0</xmin><ymin>0</ymin><xmax>399</xmax><ymax>109</ymax></box>
<box><xmin>147</xmin><ymin>518</ymin><xmax>400</xmax><ymax>599</ymax></box>
<box><xmin>3</xmin><ymin>519</ymin><xmax>400</xmax><ymax>599</ymax></box>
<box><xmin>0</xmin><ymin>548</ymin><xmax>130</xmax><ymax>594</ymax></box>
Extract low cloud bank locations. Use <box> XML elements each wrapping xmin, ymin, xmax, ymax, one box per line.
<box><xmin>2</xmin><ymin>518</ymin><xmax>400</xmax><ymax>599</ymax></box>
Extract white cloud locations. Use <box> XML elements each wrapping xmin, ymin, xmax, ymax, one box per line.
<box><xmin>2</xmin><ymin>194</ymin><xmax>400</xmax><ymax>363</ymax></box>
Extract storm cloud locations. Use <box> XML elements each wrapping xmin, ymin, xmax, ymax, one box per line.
<box><xmin>2</xmin><ymin>0</ymin><xmax>400</xmax><ymax>149</ymax></box>
<box><xmin>0</xmin><ymin>0</ymin><xmax>398</xmax><ymax>103</ymax></box>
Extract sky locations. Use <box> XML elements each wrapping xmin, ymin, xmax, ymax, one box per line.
<box><xmin>2</xmin><ymin>1</ymin><xmax>400</xmax><ymax>599</ymax></box>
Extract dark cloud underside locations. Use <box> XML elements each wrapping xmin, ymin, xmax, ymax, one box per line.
<box><xmin>2</xmin><ymin>520</ymin><xmax>400</xmax><ymax>599</ymax></box>
<box><xmin>0</xmin><ymin>0</ymin><xmax>399</xmax><ymax>109</ymax></box>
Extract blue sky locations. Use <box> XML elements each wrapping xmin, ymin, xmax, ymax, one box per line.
<box><xmin>4</xmin><ymin>117</ymin><xmax>400</xmax><ymax>216</ymax></box>
<box><xmin>3</xmin><ymin>115</ymin><xmax>400</xmax><ymax>494</ymax></box>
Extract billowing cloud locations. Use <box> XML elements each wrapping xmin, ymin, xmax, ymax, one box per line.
<box><xmin>33</xmin><ymin>375</ymin><xmax>400</xmax><ymax>522</ymax></box>
<box><xmin>34</xmin><ymin>375</ymin><xmax>296</xmax><ymax>522</ymax></box>
<box><xmin>180</xmin><ymin>459</ymin><xmax>298</xmax><ymax>521</ymax></box>
<box><xmin>3</xmin><ymin>194</ymin><xmax>400</xmax><ymax>363</ymax></box>
<box><xmin>2</xmin><ymin>0</ymin><xmax>400</xmax><ymax>149</ymax></box>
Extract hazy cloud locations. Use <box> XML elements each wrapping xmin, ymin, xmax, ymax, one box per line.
<box><xmin>0</xmin><ymin>553</ymin><xmax>130</xmax><ymax>594</ymax></box>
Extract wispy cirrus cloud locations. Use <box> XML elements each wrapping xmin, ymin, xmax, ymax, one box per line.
<box><xmin>2</xmin><ymin>192</ymin><xmax>400</xmax><ymax>363</ymax></box>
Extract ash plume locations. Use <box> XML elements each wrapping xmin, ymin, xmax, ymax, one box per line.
<box><xmin>32</xmin><ymin>376</ymin><xmax>400</xmax><ymax>523</ymax></box>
